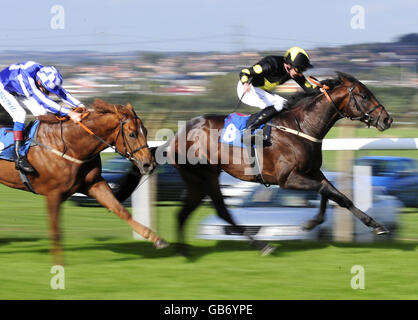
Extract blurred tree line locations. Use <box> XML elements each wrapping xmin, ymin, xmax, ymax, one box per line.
<box><xmin>0</xmin><ymin>72</ymin><xmax>416</xmax><ymax>137</ymax></box>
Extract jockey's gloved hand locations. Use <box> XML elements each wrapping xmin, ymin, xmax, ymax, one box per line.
<box><xmin>68</xmin><ymin>109</ymin><xmax>82</xmax><ymax>123</ymax></box>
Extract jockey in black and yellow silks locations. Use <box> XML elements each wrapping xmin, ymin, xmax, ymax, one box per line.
<box><xmin>238</xmin><ymin>47</ymin><xmax>318</xmax><ymax>134</ymax></box>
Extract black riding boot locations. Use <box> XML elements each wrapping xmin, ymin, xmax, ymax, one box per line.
<box><xmin>247</xmin><ymin>106</ymin><xmax>278</xmax><ymax>131</ymax></box>
<box><xmin>14</xmin><ymin>140</ymin><xmax>35</xmax><ymax>174</ymax></box>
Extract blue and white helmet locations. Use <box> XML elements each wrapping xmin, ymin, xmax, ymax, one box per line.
<box><xmin>36</xmin><ymin>66</ymin><xmax>63</xmax><ymax>94</ymax></box>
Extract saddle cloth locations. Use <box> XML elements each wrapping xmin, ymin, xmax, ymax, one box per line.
<box><xmin>220</xmin><ymin>112</ymin><xmax>271</xmax><ymax>148</ymax></box>
<box><xmin>0</xmin><ymin>121</ymin><xmax>40</xmax><ymax>161</ymax></box>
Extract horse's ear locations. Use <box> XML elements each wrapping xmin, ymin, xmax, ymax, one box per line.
<box><xmin>113</xmin><ymin>105</ymin><xmax>123</xmax><ymax>119</ymax></box>
<box><xmin>126</xmin><ymin>102</ymin><xmax>139</xmax><ymax>118</ymax></box>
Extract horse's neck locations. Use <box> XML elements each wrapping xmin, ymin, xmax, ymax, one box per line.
<box><xmin>289</xmin><ymin>93</ymin><xmax>345</xmax><ymax>140</ymax></box>
<box><xmin>39</xmin><ymin>115</ymin><xmax>118</xmax><ymax>160</ymax></box>
<box><xmin>76</xmin><ymin>115</ymin><xmax>120</xmax><ymax>155</ymax></box>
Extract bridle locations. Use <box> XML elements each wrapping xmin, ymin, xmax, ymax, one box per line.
<box><xmin>308</xmin><ymin>76</ymin><xmax>385</xmax><ymax>128</ymax></box>
<box><xmin>116</xmin><ymin>118</ymin><xmax>149</xmax><ymax>161</ymax></box>
<box><xmin>58</xmin><ymin>108</ymin><xmax>149</xmax><ymax>163</ymax></box>
<box><xmin>346</xmin><ymin>86</ymin><xmax>384</xmax><ymax>128</ymax></box>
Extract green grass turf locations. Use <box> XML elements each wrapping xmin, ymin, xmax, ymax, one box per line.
<box><xmin>1</xmin><ymin>126</ymin><xmax>418</xmax><ymax>299</ymax></box>
<box><xmin>0</xmin><ymin>184</ymin><xmax>417</xmax><ymax>300</ymax></box>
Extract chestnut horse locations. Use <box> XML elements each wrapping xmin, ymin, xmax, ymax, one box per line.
<box><xmin>167</xmin><ymin>72</ymin><xmax>393</xmax><ymax>253</ymax></box>
<box><xmin>0</xmin><ymin>99</ymin><xmax>167</xmax><ymax>264</ymax></box>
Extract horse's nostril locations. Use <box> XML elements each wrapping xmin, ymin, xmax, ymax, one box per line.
<box><xmin>143</xmin><ymin>163</ymin><xmax>151</xmax><ymax>169</ymax></box>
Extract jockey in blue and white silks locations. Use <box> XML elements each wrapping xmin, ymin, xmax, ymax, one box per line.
<box><xmin>0</xmin><ymin>61</ymin><xmax>83</xmax><ymax>173</ymax></box>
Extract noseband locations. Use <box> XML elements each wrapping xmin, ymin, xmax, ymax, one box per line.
<box><xmin>346</xmin><ymin>86</ymin><xmax>384</xmax><ymax>127</ymax></box>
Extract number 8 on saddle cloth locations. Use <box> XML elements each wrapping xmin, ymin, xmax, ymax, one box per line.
<box><xmin>220</xmin><ymin>112</ymin><xmax>272</xmax><ymax>148</ymax></box>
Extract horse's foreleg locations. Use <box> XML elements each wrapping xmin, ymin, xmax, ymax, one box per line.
<box><xmin>283</xmin><ymin>172</ymin><xmax>388</xmax><ymax>235</ymax></box>
<box><xmin>174</xmin><ymin>165</ymin><xmax>210</xmax><ymax>255</ymax></box>
<box><xmin>46</xmin><ymin>193</ymin><xmax>64</xmax><ymax>265</ymax></box>
<box><xmin>87</xmin><ymin>180</ymin><xmax>168</xmax><ymax>248</ymax></box>
<box><xmin>178</xmin><ymin>188</ymin><xmax>206</xmax><ymax>244</ymax></box>
<box><xmin>319</xmin><ymin>179</ymin><xmax>388</xmax><ymax>234</ymax></box>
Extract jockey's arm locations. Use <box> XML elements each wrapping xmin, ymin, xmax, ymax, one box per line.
<box><xmin>56</xmin><ymin>87</ymin><xmax>84</xmax><ymax>108</ymax></box>
<box><xmin>293</xmin><ymin>74</ymin><xmax>318</xmax><ymax>94</ymax></box>
<box><xmin>239</xmin><ymin>57</ymin><xmax>274</xmax><ymax>88</ymax></box>
<box><xmin>20</xmin><ymin>72</ymin><xmax>71</xmax><ymax>117</ymax></box>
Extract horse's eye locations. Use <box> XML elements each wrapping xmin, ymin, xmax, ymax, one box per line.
<box><xmin>361</xmin><ymin>94</ymin><xmax>368</xmax><ymax>100</ymax></box>
<box><xmin>129</xmin><ymin>132</ymin><xmax>137</xmax><ymax>138</ymax></box>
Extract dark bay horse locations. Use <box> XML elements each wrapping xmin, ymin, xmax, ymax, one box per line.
<box><xmin>0</xmin><ymin>99</ymin><xmax>167</xmax><ymax>264</ymax></box>
<box><xmin>167</xmin><ymin>72</ymin><xmax>393</xmax><ymax>252</ymax></box>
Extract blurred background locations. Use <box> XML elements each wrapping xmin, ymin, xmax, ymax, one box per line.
<box><xmin>0</xmin><ymin>0</ymin><xmax>416</xmax><ymax>299</ymax></box>
<box><xmin>0</xmin><ymin>34</ymin><xmax>416</xmax><ymax>141</ymax></box>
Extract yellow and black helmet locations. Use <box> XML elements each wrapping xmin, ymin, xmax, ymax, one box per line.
<box><xmin>284</xmin><ymin>46</ymin><xmax>313</xmax><ymax>71</ymax></box>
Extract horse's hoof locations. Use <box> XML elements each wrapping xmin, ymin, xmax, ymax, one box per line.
<box><xmin>302</xmin><ymin>220</ymin><xmax>318</xmax><ymax>231</ymax></box>
<box><xmin>374</xmin><ymin>226</ymin><xmax>389</xmax><ymax>235</ymax></box>
<box><xmin>260</xmin><ymin>244</ymin><xmax>275</xmax><ymax>256</ymax></box>
<box><xmin>154</xmin><ymin>238</ymin><xmax>169</xmax><ymax>249</ymax></box>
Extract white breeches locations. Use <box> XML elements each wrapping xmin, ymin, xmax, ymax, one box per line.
<box><xmin>0</xmin><ymin>84</ymin><xmax>47</xmax><ymax>124</ymax></box>
<box><xmin>237</xmin><ymin>81</ymin><xmax>287</xmax><ymax>111</ymax></box>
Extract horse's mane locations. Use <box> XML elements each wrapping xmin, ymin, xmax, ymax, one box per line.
<box><xmin>92</xmin><ymin>99</ymin><xmax>135</xmax><ymax>119</ymax></box>
<box><xmin>284</xmin><ymin>71</ymin><xmax>362</xmax><ymax>110</ymax></box>
<box><xmin>37</xmin><ymin>113</ymin><xmax>74</xmax><ymax>124</ymax></box>
<box><xmin>284</xmin><ymin>78</ymin><xmax>342</xmax><ymax>109</ymax></box>
<box><xmin>36</xmin><ymin>99</ymin><xmax>134</xmax><ymax>124</ymax></box>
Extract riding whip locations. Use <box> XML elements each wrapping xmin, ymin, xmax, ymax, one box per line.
<box><xmin>232</xmin><ymin>91</ymin><xmax>246</xmax><ymax>113</ymax></box>
<box><xmin>232</xmin><ymin>80</ymin><xmax>251</xmax><ymax>113</ymax></box>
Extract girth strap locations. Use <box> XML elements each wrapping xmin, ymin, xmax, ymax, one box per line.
<box><xmin>17</xmin><ymin>170</ymin><xmax>37</xmax><ymax>194</ymax></box>
<box><xmin>243</xmin><ymin>130</ymin><xmax>270</xmax><ymax>187</ymax></box>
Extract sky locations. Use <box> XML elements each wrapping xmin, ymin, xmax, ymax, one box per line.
<box><xmin>0</xmin><ymin>0</ymin><xmax>416</xmax><ymax>52</ymax></box>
